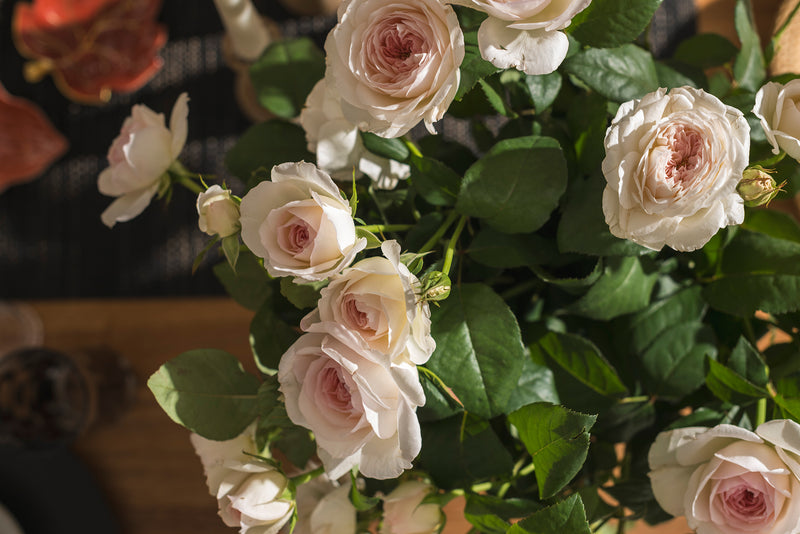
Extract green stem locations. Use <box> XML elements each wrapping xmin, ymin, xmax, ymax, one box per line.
<box><xmin>442</xmin><ymin>216</ymin><xmax>467</xmax><ymax>276</ymax></box>
<box><xmin>756</xmin><ymin>397</ymin><xmax>767</xmax><ymax>427</ymax></box>
<box><xmin>418</xmin><ymin>211</ymin><xmax>459</xmax><ymax>254</ymax></box>
<box><xmin>403</xmin><ymin>137</ymin><xmax>423</xmax><ymax>158</ymax></box>
<box><xmin>358</xmin><ymin>224</ymin><xmax>414</xmax><ymax>233</ymax></box>
<box><xmin>773</xmin><ymin>1</ymin><xmax>800</xmax><ymax>45</ymax></box>
<box><xmin>470</xmin><ymin>481</ymin><xmax>493</xmax><ymax>493</ymax></box>
<box><xmin>175</xmin><ymin>174</ymin><xmax>204</xmax><ymax>194</ymax></box>
<box><xmin>752</xmin><ymin>151</ymin><xmax>787</xmax><ymax>168</ymax></box>
<box><xmin>619</xmin><ymin>395</ymin><xmax>650</xmax><ymax>404</ymax></box>
<box><xmin>289</xmin><ymin>465</ymin><xmax>325</xmax><ymax>486</ymax></box>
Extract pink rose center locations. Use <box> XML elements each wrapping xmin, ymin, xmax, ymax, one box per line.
<box><xmin>720</xmin><ymin>483</ymin><xmax>772</xmax><ymax>525</ymax></box>
<box><xmin>343</xmin><ymin>295</ymin><xmax>371</xmax><ymax>331</ymax></box>
<box><xmin>279</xmin><ymin>220</ymin><xmax>315</xmax><ymax>255</ymax></box>
<box><xmin>320</xmin><ymin>366</ymin><xmax>353</xmax><ymax>414</ymax></box>
<box><xmin>663</xmin><ymin>124</ymin><xmax>703</xmax><ymax>184</ymax></box>
<box><xmin>366</xmin><ymin>15</ymin><xmax>428</xmax><ymax>81</ymax></box>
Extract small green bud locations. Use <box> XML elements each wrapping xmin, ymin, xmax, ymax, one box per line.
<box><xmin>737</xmin><ymin>167</ymin><xmax>786</xmax><ymax>207</ymax></box>
<box><xmin>418</xmin><ymin>271</ymin><xmax>451</xmax><ymax>303</ymax></box>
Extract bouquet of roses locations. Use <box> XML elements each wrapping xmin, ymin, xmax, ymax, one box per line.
<box><xmin>99</xmin><ymin>0</ymin><xmax>800</xmax><ymax>532</ymax></box>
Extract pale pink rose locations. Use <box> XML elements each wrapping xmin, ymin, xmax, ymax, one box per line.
<box><xmin>325</xmin><ymin>0</ymin><xmax>464</xmax><ymax>138</ymax></box>
<box><xmin>277</xmin><ymin>322</ymin><xmax>425</xmax><ymax>480</ymax></box>
<box><xmin>448</xmin><ymin>0</ymin><xmax>591</xmax><ymax>74</ymax></box>
<box><xmin>300</xmin><ymin>79</ymin><xmax>411</xmax><ymax>189</ymax></box>
<box><xmin>197</xmin><ymin>185</ymin><xmax>240</xmax><ymax>238</ymax></box>
<box><xmin>381</xmin><ymin>481</ymin><xmax>442</xmax><ymax>534</ymax></box>
<box><xmin>239</xmin><ymin>161</ymin><xmax>367</xmax><ymax>281</ymax></box>
<box><xmin>294</xmin><ymin>477</ymin><xmax>357</xmax><ymax>534</ymax></box>
<box><xmin>301</xmin><ymin>240</ymin><xmax>435</xmax><ymax>365</ymax></box>
<box><xmin>190</xmin><ymin>426</ymin><xmax>294</xmax><ymax>534</ymax></box>
<box><xmin>98</xmin><ymin>93</ymin><xmax>189</xmax><ymax>227</ymax></box>
<box><xmin>753</xmin><ymin>80</ymin><xmax>800</xmax><ymax>161</ymax></box>
<box><xmin>602</xmin><ymin>87</ymin><xmax>749</xmax><ymax>252</ymax></box>
<box><xmin>648</xmin><ymin>420</ymin><xmax>800</xmax><ymax>534</ymax></box>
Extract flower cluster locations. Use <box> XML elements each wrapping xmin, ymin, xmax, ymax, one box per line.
<box><xmin>97</xmin><ymin>0</ymin><xmax>800</xmax><ymax>533</ymax></box>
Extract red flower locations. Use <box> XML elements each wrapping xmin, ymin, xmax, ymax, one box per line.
<box><xmin>0</xmin><ymin>83</ymin><xmax>68</xmax><ymax>192</ymax></box>
<box><xmin>12</xmin><ymin>0</ymin><xmax>167</xmax><ymax>104</ymax></box>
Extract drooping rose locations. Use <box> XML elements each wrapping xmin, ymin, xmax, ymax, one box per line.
<box><xmin>648</xmin><ymin>420</ymin><xmax>800</xmax><ymax>534</ymax></box>
<box><xmin>197</xmin><ymin>185</ymin><xmax>240</xmax><ymax>238</ymax></box>
<box><xmin>324</xmin><ymin>0</ymin><xmax>465</xmax><ymax>138</ymax></box>
<box><xmin>190</xmin><ymin>426</ymin><xmax>294</xmax><ymax>534</ymax></box>
<box><xmin>754</xmin><ymin>80</ymin><xmax>800</xmax><ymax>162</ymax></box>
<box><xmin>300</xmin><ymin>79</ymin><xmax>411</xmax><ymax>189</ymax></box>
<box><xmin>448</xmin><ymin>0</ymin><xmax>591</xmax><ymax>75</ymax></box>
<box><xmin>381</xmin><ymin>481</ymin><xmax>442</xmax><ymax>534</ymax></box>
<box><xmin>98</xmin><ymin>93</ymin><xmax>189</xmax><ymax>228</ymax></box>
<box><xmin>278</xmin><ymin>322</ymin><xmax>425</xmax><ymax>480</ymax></box>
<box><xmin>294</xmin><ymin>477</ymin><xmax>357</xmax><ymax>534</ymax></box>
<box><xmin>239</xmin><ymin>161</ymin><xmax>367</xmax><ymax>281</ymax></box>
<box><xmin>602</xmin><ymin>86</ymin><xmax>749</xmax><ymax>252</ymax></box>
<box><xmin>301</xmin><ymin>240</ymin><xmax>435</xmax><ymax>365</ymax></box>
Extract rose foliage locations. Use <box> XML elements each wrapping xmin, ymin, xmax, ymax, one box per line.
<box><xmin>130</xmin><ymin>0</ymin><xmax>800</xmax><ymax>532</ymax></box>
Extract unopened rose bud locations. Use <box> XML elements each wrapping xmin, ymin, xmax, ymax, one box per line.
<box><xmin>419</xmin><ymin>271</ymin><xmax>451</xmax><ymax>303</ymax></box>
<box><xmin>197</xmin><ymin>185</ymin><xmax>240</xmax><ymax>237</ymax></box>
<box><xmin>737</xmin><ymin>167</ymin><xmax>786</xmax><ymax>207</ymax></box>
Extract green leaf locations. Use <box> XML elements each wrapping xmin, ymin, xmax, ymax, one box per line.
<box><xmin>479</xmin><ymin>77</ymin><xmax>514</xmax><ymax>117</ymax></box>
<box><xmin>249</xmin><ymin>37</ymin><xmax>325</xmax><ymax>118</ymax></box>
<box><xmin>655</xmin><ymin>61</ymin><xmax>699</xmax><ymax>89</ymax></box>
<box><xmin>706</xmin><ymin>358</ymin><xmax>768</xmax><ymax>403</ymax></box>
<box><xmin>457</xmin><ymin>136</ymin><xmax>567</xmax><ymax>234</ymax></box>
<box><xmin>280</xmin><ymin>277</ymin><xmax>326</xmax><ymax>310</ymax></box>
<box><xmin>673</xmin><ymin>33</ymin><xmax>739</xmax><ymax>69</ymax></box>
<box><xmin>509</xmin><ymin>494</ymin><xmax>591</xmax><ymax>534</ymax></box>
<box><xmin>774</xmin><ymin>394</ymin><xmax>800</xmax><ymax>422</ymax></box>
<box><xmin>213</xmin><ymin>251</ymin><xmax>273</xmax><ymax>311</ymax></box>
<box><xmin>557</xmin><ymin>176</ymin><xmax>649</xmax><ymax>256</ymax></box>
<box><xmin>509</xmin><ymin>403</ymin><xmax>596</xmax><ymax>499</ymax></box>
<box><xmin>506</xmin><ymin>354</ymin><xmax>561</xmax><ymax>414</ymax></box>
<box><xmin>418</xmin><ymin>367</ymin><xmax>464</xmax><ymax>421</ymax></box>
<box><xmin>221</xmin><ymin>235</ymin><xmax>240</xmax><ymax>272</ymax></box>
<box><xmin>728</xmin><ymin>336</ymin><xmax>769</xmax><ymax>386</ymax></box>
<box><xmin>566</xmin><ymin>256</ymin><xmax>658</xmax><ymax>320</ymax></box>
<box><xmin>250</xmin><ymin>301</ymin><xmax>301</xmax><ymax>375</ymax></box>
<box><xmin>563</xmin><ymin>45</ymin><xmax>659</xmax><ymax>103</ymax></box>
<box><xmin>455</xmin><ymin>9</ymin><xmax>500</xmax><ymax>100</ymax></box>
<box><xmin>465</xmin><ymin>495</ymin><xmax>540</xmax><ymax>534</ymax></box>
<box><xmin>360</xmin><ymin>131</ymin><xmax>410</xmax><ymax>161</ymax></box>
<box><xmin>409</xmin><ymin>155</ymin><xmax>462</xmax><ymax>207</ymax></box>
<box><xmin>418</xmin><ymin>414</ymin><xmax>514</xmax><ymax>489</ymax></box>
<box><xmin>147</xmin><ymin>349</ymin><xmax>260</xmax><ymax>440</ymax></box>
<box><xmin>532</xmin><ymin>259</ymin><xmax>604</xmax><ymax>295</ymax></box>
<box><xmin>704</xmin><ymin>229</ymin><xmax>800</xmax><ymax>316</ymax></box>
<box><xmin>623</xmin><ymin>285</ymin><xmax>707</xmax><ymax>354</ymax></box>
<box><xmin>742</xmin><ymin>209</ymin><xmax>800</xmax><ymax>244</ymax></box>
<box><xmin>349</xmin><ymin>471</ymin><xmax>381</xmax><ymax>511</ymax></box>
<box><xmin>526</xmin><ymin>72</ymin><xmax>562</xmax><ymax>113</ymax></box>
<box><xmin>224</xmin><ymin>120</ymin><xmax>313</xmax><ymax>188</ymax></box>
<box><xmin>468</xmin><ymin>227</ymin><xmax>557</xmax><ymax>268</ymax></box>
<box><xmin>568</xmin><ymin>0</ymin><xmax>663</xmax><ymax>48</ymax></box>
<box><xmin>354</xmin><ymin>227</ymin><xmax>383</xmax><ymax>249</ymax></box>
<box><xmin>640</xmin><ymin>322</ymin><xmax>718</xmax><ymax>400</ymax></box>
<box><xmin>533</xmin><ymin>332</ymin><xmax>628</xmax><ymax>397</ymax></box>
<box><xmin>427</xmin><ymin>284</ymin><xmax>526</xmax><ymax>419</ymax></box>
<box><xmin>733</xmin><ymin>0</ymin><xmax>766</xmax><ymax>93</ymax></box>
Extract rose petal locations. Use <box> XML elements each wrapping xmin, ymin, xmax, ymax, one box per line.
<box><xmin>478</xmin><ymin>17</ymin><xmax>568</xmax><ymax>75</ymax></box>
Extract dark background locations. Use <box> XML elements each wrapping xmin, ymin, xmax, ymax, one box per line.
<box><xmin>0</xmin><ymin>0</ymin><xmax>695</xmax><ymax>299</ymax></box>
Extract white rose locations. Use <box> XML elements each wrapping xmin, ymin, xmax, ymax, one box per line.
<box><xmin>648</xmin><ymin>420</ymin><xmax>800</xmax><ymax>534</ymax></box>
<box><xmin>448</xmin><ymin>0</ymin><xmax>590</xmax><ymax>75</ymax></box>
<box><xmin>301</xmin><ymin>240</ymin><xmax>435</xmax><ymax>365</ymax></box>
<box><xmin>300</xmin><ymin>79</ymin><xmax>411</xmax><ymax>190</ymax></box>
<box><xmin>239</xmin><ymin>161</ymin><xmax>367</xmax><ymax>281</ymax></box>
<box><xmin>325</xmin><ymin>0</ymin><xmax>465</xmax><ymax>138</ymax></box>
<box><xmin>278</xmin><ymin>321</ymin><xmax>425</xmax><ymax>480</ymax></box>
<box><xmin>98</xmin><ymin>93</ymin><xmax>189</xmax><ymax>228</ymax></box>
<box><xmin>294</xmin><ymin>477</ymin><xmax>357</xmax><ymax>534</ymax></box>
<box><xmin>197</xmin><ymin>185</ymin><xmax>240</xmax><ymax>238</ymax></box>
<box><xmin>190</xmin><ymin>427</ymin><xmax>294</xmax><ymax>534</ymax></box>
<box><xmin>381</xmin><ymin>481</ymin><xmax>442</xmax><ymax>534</ymax></box>
<box><xmin>602</xmin><ymin>86</ymin><xmax>749</xmax><ymax>252</ymax></box>
<box><xmin>754</xmin><ymin>80</ymin><xmax>800</xmax><ymax>161</ymax></box>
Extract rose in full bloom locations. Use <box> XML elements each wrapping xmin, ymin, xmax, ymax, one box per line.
<box><xmin>278</xmin><ymin>321</ymin><xmax>425</xmax><ymax>480</ymax></box>
<box><xmin>754</xmin><ymin>80</ymin><xmax>800</xmax><ymax>162</ymax></box>
<box><xmin>197</xmin><ymin>185</ymin><xmax>240</xmax><ymax>238</ymax></box>
<box><xmin>602</xmin><ymin>87</ymin><xmax>749</xmax><ymax>252</ymax></box>
<box><xmin>324</xmin><ymin>0</ymin><xmax>464</xmax><ymax>138</ymax></box>
<box><xmin>239</xmin><ymin>161</ymin><xmax>367</xmax><ymax>281</ymax></box>
<box><xmin>648</xmin><ymin>420</ymin><xmax>800</xmax><ymax>534</ymax></box>
<box><xmin>190</xmin><ymin>426</ymin><xmax>294</xmax><ymax>534</ymax></box>
<box><xmin>300</xmin><ymin>79</ymin><xmax>411</xmax><ymax>190</ymax></box>
<box><xmin>98</xmin><ymin>93</ymin><xmax>189</xmax><ymax>228</ymax></box>
<box><xmin>381</xmin><ymin>481</ymin><xmax>442</xmax><ymax>534</ymax></box>
<box><xmin>301</xmin><ymin>240</ymin><xmax>435</xmax><ymax>365</ymax></box>
<box><xmin>294</xmin><ymin>477</ymin><xmax>357</xmax><ymax>534</ymax></box>
<box><xmin>448</xmin><ymin>0</ymin><xmax>591</xmax><ymax>75</ymax></box>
